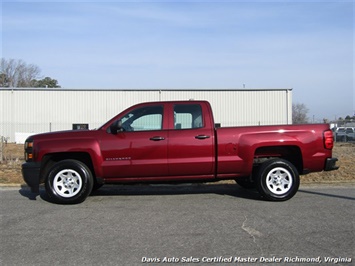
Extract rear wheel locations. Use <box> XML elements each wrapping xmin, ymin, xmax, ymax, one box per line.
<box><xmin>45</xmin><ymin>159</ymin><xmax>93</xmax><ymax>204</ymax></box>
<box><xmin>256</xmin><ymin>159</ymin><xmax>299</xmax><ymax>201</ymax></box>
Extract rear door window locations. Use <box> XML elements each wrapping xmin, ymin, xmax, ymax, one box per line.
<box><xmin>173</xmin><ymin>104</ymin><xmax>203</xmax><ymax>130</ymax></box>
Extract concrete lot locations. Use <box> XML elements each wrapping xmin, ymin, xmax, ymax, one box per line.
<box><xmin>1</xmin><ymin>184</ymin><xmax>354</xmax><ymax>266</ymax></box>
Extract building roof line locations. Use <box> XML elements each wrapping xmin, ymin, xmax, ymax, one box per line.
<box><xmin>0</xmin><ymin>88</ymin><xmax>293</xmax><ymax>92</ymax></box>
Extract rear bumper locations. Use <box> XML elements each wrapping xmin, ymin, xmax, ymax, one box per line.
<box><xmin>325</xmin><ymin>158</ymin><xmax>339</xmax><ymax>171</ymax></box>
<box><xmin>22</xmin><ymin>162</ymin><xmax>41</xmax><ymax>193</ymax></box>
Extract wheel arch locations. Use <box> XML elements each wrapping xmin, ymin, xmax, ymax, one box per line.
<box><xmin>254</xmin><ymin>145</ymin><xmax>303</xmax><ymax>174</ymax></box>
<box><xmin>40</xmin><ymin>152</ymin><xmax>96</xmax><ymax>183</ymax></box>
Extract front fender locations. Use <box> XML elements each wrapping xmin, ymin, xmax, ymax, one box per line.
<box><xmin>37</xmin><ymin>137</ymin><xmax>101</xmax><ymax>164</ymax></box>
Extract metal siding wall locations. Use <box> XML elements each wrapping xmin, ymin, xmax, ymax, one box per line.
<box><xmin>159</xmin><ymin>90</ymin><xmax>289</xmax><ymax>126</ymax></box>
<box><xmin>1</xmin><ymin>90</ymin><xmax>13</xmax><ymax>140</ymax></box>
<box><xmin>0</xmin><ymin>89</ymin><xmax>291</xmax><ymax>142</ymax></box>
<box><xmin>104</xmin><ymin>90</ymin><xmax>160</xmax><ymax>123</ymax></box>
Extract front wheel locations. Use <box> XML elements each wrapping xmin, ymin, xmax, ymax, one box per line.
<box><xmin>256</xmin><ymin>159</ymin><xmax>299</xmax><ymax>201</ymax></box>
<box><xmin>45</xmin><ymin>160</ymin><xmax>93</xmax><ymax>204</ymax></box>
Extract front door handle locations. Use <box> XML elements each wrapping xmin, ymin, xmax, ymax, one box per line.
<box><xmin>150</xmin><ymin>136</ymin><xmax>165</xmax><ymax>141</ymax></box>
<box><xmin>195</xmin><ymin>135</ymin><xmax>210</xmax><ymax>140</ymax></box>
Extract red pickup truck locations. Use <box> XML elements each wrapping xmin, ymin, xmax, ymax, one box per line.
<box><xmin>22</xmin><ymin>101</ymin><xmax>338</xmax><ymax>204</ymax></box>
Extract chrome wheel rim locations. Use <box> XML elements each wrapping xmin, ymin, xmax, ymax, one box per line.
<box><xmin>266</xmin><ymin>167</ymin><xmax>293</xmax><ymax>195</ymax></box>
<box><xmin>53</xmin><ymin>169</ymin><xmax>82</xmax><ymax>198</ymax></box>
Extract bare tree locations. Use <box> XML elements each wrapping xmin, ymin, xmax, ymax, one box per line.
<box><xmin>292</xmin><ymin>103</ymin><xmax>309</xmax><ymax>124</ymax></box>
<box><xmin>0</xmin><ymin>58</ymin><xmax>41</xmax><ymax>87</ymax></box>
<box><xmin>1</xmin><ymin>58</ymin><xmax>16</xmax><ymax>87</ymax></box>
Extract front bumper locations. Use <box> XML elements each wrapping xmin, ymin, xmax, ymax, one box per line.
<box><xmin>325</xmin><ymin>158</ymin><xmax>339</xmax><ymax>171</ymax></box>
<box><xmin>22</xmin><ymin>162</ymin><xmax>41</xmax><ymax>193</ymax></box>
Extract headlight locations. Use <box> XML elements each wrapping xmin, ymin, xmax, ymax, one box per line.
<box><xmin>24</xmin><ymin>140</ymin><xmax>34</xmax><ymax>162</ymax></box>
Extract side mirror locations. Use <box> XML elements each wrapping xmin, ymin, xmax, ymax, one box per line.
<box><xmin>110</xmin><ymin>120</ymin><xmax>122</xmax><ymax>134</ymax></box>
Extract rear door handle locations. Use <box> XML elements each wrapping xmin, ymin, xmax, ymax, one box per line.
<box><xmin>195</xmin><ymin>135</ymin><xmax>210</xmax><ymax>140</ymax></box>
<box><xmin>150</xmin><ymin>136</ymin><xmax>165</xmax><ymax>141</ymax></box>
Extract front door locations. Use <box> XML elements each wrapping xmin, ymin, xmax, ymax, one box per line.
<box><xmin>101</xmin><ymin>105</ymin><xmax>168</xmax><ymax>179</ymax></box>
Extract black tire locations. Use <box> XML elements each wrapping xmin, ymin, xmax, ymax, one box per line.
<box><xmin>256</xmin><ymin>159</ymin><xmax>299</xmax><ymax>201</ymax></box>
<box><xmin>45</xmin><ymin>159</ymin><xmax>93</xmax><ymax>204</ymax></box>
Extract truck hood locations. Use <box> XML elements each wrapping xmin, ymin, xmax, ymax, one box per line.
<box><xmin>27</xmin><ymin>129</ymin><xmax>99</xmax><ymax>142</ymax></box>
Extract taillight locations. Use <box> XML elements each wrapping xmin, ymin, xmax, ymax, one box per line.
<box><xmin>24</xmin><ymin>140</ymin><xmax>34</xmax><ymax>162</ymax></box>
<box><xmin>323</xmin><ymin>130</ymin><xmax>334</xmax><ymax>150</ymax></box>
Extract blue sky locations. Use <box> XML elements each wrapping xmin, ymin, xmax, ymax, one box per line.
<box><xmin>1</xmin><ymin>0</ymin><xmax>354</xmax><ymax>121</ymax></box>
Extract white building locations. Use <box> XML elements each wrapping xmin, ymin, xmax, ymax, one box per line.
<box><xmin>0</xmin><ymin>88</ymin><xmax>292</xmax><ymax>143</ymax></box>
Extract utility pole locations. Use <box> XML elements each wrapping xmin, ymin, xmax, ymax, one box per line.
<box><xmin>0</xmin><ymin>136</ymin><xmax>3</xmax><ymax>164</ymax></box>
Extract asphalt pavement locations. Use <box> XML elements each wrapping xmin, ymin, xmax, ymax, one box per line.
<box><xmin>1</xmin><ymin>183</ymin><xmax>354</xmax><ymax>266</ymax></box>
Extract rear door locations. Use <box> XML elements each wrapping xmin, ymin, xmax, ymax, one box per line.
<box><xmin>168</xmin><ymin>103</ymin><xmax>215</xmax><ymax>177</ymax></box>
